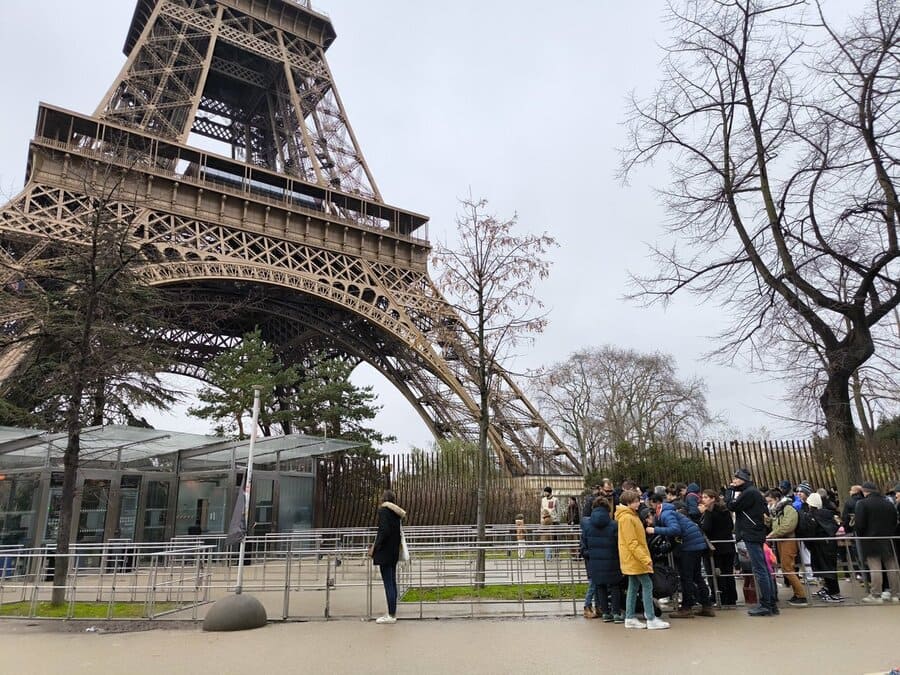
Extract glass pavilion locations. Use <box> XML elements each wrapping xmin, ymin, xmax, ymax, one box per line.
<box><xmin>0</xmin><ymin>425</ymin><xmax>359</xmax><ymax>548</ymax></box>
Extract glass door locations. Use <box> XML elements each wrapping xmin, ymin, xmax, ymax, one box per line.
<box><xmin>141</xmin><ymin>480</ymin><xmax>170</xmax><ymax>543</ymax></box>
<box><xmin>117</xmin><ymin>475</ymin><xmax>141</xmax><ymax>540</ymax></box>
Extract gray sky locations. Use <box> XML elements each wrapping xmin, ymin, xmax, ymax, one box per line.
<box><xmin>0</xmin><ymin>0</ymin><xmax>834</xmax><ymax>450</ymax></box>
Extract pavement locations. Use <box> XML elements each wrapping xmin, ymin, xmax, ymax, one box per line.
<box><xmin>0</xmin><ymin>605</ymin><xmax>898</xmax><ymax>675</ymax></box>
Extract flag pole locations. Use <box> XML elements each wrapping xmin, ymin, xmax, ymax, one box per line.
<box><xmin>236</xmin><ymin>385</ymin><xmax>262</xmax><ymax>595</ymax></box>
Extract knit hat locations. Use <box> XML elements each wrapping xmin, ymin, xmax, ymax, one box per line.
<box><xmin>687</xmin><ymin>482</ymin><xmax>701</xmax><ymax>494</ymax></box>
<box><xmin>861</xmin><ymin>481</ymin><xmax>878</xmax><ymax>492</ymax></box>
<box><xmin>807</xmin><ymin>492</ymin><xmax>823</xmax><ymax>509</ymax></box>
<box><xmin>778</xmin><ymin>480</ymin><xmax>793</xmax><ymax>494</ymax></box>
<box><xmin>796</xmin><ymin>481</ymin><xmax>812</xmax><ymax>496</ymax></box>
<box><xmin>733</xmin><ymin>468</ymin><xmax>751</xmax><ymax>482</ymax></box>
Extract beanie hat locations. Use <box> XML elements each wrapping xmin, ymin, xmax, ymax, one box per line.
<box><xmin>797</xmin><ymin>481</ymin><xmax>812</xmax><ymax>496</ymax></box>
<box><xmin>807</xmin><ymin>492</ymin><xmax>823</xmax><ymax>509</ymax></box>
<box><xmin>687</xmin><ymin>482</ymin><xmax>701</xmax><ymax>494</ymax></box>
<box><xmin>733</xmin><ymin>468</ymin><xmax>751</xmax><ymax>482</ymax></box>
<box><xmin>861</xmin><ymin>481</ymin><xmax>878</xmax><ymax>492</ymax></box>
<box><xmin>778</xmin><ymin>480</ymin><xmax>793</xmax><ymax>494</ymax></box>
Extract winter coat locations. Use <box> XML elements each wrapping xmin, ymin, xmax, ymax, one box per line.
<box><xmin>581</xmin><ymin>507</ymin><xmax>623</xmax><ymax>585</ymax></box>
<box><xmin>372</xmin><ymin>501</ymin><xmax>406</xmax><ymax>566</ymax></box>
<box><xmin>726</xmin><ymin>482</ymin><xmax>767</xmax><ymax>543</ymax></box>
<box><xmin>651</xmin><ymin>502</ymin><xmax>708</xmax><ymax>552</ymax></box>
<box><xmin>768</xmin><ymin>498</ymin><xmax>799</xmax><ymax>539</ymax></box>
<box><xmin>615</xmin><ymin>504</ymin><xmax>653</xmax><ymax>575</ymax></box>
<box><xmin>841</xmin><ymin>493</ymin><xmax>863</xmax><ymax>532</ymax></box>
<box><xmin>854</xmin><ymin>492</ymin><xmax>899</xmax><ymax>558</ymax></box>
<box><xmin>567</xmin><ymin>501</ymin><xmax>580</xmax><ymax>526</ymax></box>
<box><xmin>699</xmin><ymin>504</ymin><xmax>735</xmax><ymax>555</ymax></box>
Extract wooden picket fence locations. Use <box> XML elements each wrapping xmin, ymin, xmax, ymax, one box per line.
<box><xmin>314</xmin><ymin>439</ymin><xmax>900</xmax><ymax>528</ymax></box>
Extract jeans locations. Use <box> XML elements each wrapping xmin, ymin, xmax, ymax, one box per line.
<box><xmin>379</xmin><ymin>563</ymin><xmax>398</xmax><ymax>616</ymax></box>
<box><xmin>584</xmin><ymin>579</ymin><xmax>597</xmax><ymax>608</ymax></box>
<box><xmin>745</xmin><ymin>541</ymin><xmax>777</xmax><ymax>609</ymax></box>
<box><xmin>677</xmin><ymin>549</ymin><xmax>711</xmax><ymax>608</ymax></box>
<box><xmin>625</xmin><ymin>574</ymin><xmax>654</xmax><ymax>620</ymax></box>
<box><xmin>596</xmin><ymin>582</ymin><xmax>622</xmax><ymax>615</ymax></box>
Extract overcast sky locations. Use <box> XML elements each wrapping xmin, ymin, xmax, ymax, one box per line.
<box><xmin>1</xmin><ymin>0</ymin><xmax>857</xmax><ymax>450</ymax></box>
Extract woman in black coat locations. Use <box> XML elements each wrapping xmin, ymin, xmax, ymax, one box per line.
<box><xmin>581</xmin><ymin>498</ymin><xmax>623</xmax><ymax>620</ymax></box>
<box><xmin>699</xmin><ymin>489</ymin><xmax>737</xmax><ymax>605</ymax></box>
<box><xmin>369</xmin><ymin>489</ymin><xmax>407</xmax><ymax>623</ymax></box>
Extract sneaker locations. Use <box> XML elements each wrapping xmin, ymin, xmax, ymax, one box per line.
<box><xmin>769</xmin><ymin>605</ymin><xmax>780</xmax><ymax>615</ymax></box>
<box><xmin>815</xmin><ymin>588</ymin><xmax>828</xmax><ymax>598</ymax></box>
<box><xmin>788</xmin><ymin>596</ymin><xmax>809</xmax><ymax>607</ymax></box>
<box><xmin>668</xmin><ymin>607</ymin><xmax>695</xmax><ymax>619</ymax></box>
<box><xmin>583</xmin><ymin>607</ymin><xmax>597</xmax><ymax>619</ymax></box>
<box><xmin>612</xmin><ymin>614</ymin><xmax>625</xmax><ymax>624</ymax></box>
<box><xmin>375</xmin><ymin>615</ymin><xmax>397</xmax><ymax>624</ymax></box>
<box><xmin>747</xmin><ymin>606</ymin><xmax>772</xmax><ymax>617</ymax></box>
<box><xmin>624</xmin><ymin>618</ymin><xmax>646</xmax><ymax>629</ymax></box>
<box><xmin>646</xmin><ymin>617</ymin><xmax>670</xmax><ymax>630</ymax></box>
<box><xmin>861</xmin><ymin>594</ymin><xmax>883</xmax><ymax>604</ymax></box>
<box><xmin>881</xmin><ymin>591</ymin><xmax>893</xmax><ymax>602</ymax></box>
<box><xmin>601</xmin><ymin>613</ymin><xmax>614</xmax><ymax>623</ymax></box>
<box><xmin>823</xmin><ymin>594</ymin><xmax>844</xmax><ymax>603</ymax></box>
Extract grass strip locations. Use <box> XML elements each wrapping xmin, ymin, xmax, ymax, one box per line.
<box><xmin>402</xmin><ymin>583</ymin><xmax>588</xmax><ymax>602</ymax></box>
<box><xmin>0</xmin><ymin>601</ymin><xmax>181</xmax><ymax>619</ymax></box>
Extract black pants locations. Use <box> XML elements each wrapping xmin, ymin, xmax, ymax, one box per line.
<box><xmin>596</xmin><ymin>582</ymin><xmax>622</xmax><ymax>615</ymax></box>
<box><xmin>809</xmin><ymin>542</ymin><xmax>840</xmax><ymax>596</ymax></box>
<box><xmin>379</xmin><ymin>563</ymin><xmax>398</xmax><ymax>615</ymax></box>
<box><xmin>677</xmin><ymin>549</ymin><xmax>711</xmax><ymax>608</ymax></box>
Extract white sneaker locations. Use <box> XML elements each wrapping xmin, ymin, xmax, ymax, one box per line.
<box><xmin>646</xmin><ymin>617</ymin><xmax>671</xmax><ymax>630</ymax></box>
<box><xmin>624</xmin><ymin>618</ymin><xmax>646</xmax><ymax>629</ymax></box>
<box><xmin>375</xmin><ymin>615</ymin><xmax>397</xmax><ymax>624</ymax></box>
<box><xmin>881</xmin><ymin>591</ymin><xmax>893</xmax><ymax>601</ymax></box>
<box><xmin>861</xmin><ymin>595</ymin><xmax>883</xmax><ymax>604</ymax></box>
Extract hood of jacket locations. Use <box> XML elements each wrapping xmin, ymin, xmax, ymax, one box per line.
<box><xmin>589</xmin><ymin>506</ymin><xmax>613</xmax><ymax>529</ymax></box>
<box><xmin>614</xmin><ymin>503</ymin><xmax>637</xmax><ymax>524</ymax></box>
<box><xmin>380</xmin><ymin>502</ymin><xmax>407</xmax><ymax>519</ymax></box>
<box><xmin>687</xmin><ymin>483</ymin><xmax>701</xmax><ymax>494</ymax></box>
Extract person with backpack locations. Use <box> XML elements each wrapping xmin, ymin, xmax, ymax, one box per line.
<box><xmin>764</xmin><ymin>489</ymin><xmax>808</xmax><ymax>606</ymax></box>
<box><xmin>646</xmin><ymin>492</ymin><xmax>715</xmax><ymax>618</ymax></box>
<box><xmin>727</xmin><ymin>468</ymin><xmax>778</xmax><ymax>616</ymax></box>
<box><xmin>615</xmin><ymin>490</ymin><xmax>670</xmax><ymax>630</ymax></box>
<box><xmin>805</xmin><ymin>492</ymin><xmax>844</xmax><ymax>603</ymax></box>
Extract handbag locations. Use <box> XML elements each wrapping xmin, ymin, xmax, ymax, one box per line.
<box><xmin>399</xmin><ymin>527</ymin><xmax>410</xmax><ymax>562</ymax></box>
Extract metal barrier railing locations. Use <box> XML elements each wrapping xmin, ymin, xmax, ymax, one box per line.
<box><xmin>0</xmin><ymin>530</ymin><xmax>896</xmax><ymax>621</ymax></box>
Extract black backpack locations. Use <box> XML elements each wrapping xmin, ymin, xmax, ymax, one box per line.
<box><xmin>795</xmin><ymin>507</ymin><xmax>817</xmax><ymax>538</ymax></box>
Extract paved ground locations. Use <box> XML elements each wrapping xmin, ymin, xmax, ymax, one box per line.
<box><xmin>1</xmin><ymin>606</ymin><xmax>897</xmax><ymax>675</ymax></box>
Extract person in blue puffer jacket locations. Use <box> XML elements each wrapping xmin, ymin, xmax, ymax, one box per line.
<box><xmin>581</xmin><ymin>498</ymin><xmax>624</xmax><ymax>622</ymax></box>
<box><xmin>646</xmin><ymin>493</ymin><xmax>715</xmax><ymax>618</ymax></box>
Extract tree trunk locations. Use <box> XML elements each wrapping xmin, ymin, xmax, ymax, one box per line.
<box><xmin>51</xmin><ymin>406</ymin><xmax>82</xmax><ymax>606</ymax></box>
<box><xmin>851</xmin><ymin>369</ymin><xmax>875</xmax><ymax>444</ymax></box>
<box><xmin>820</xmin><ymin>371</ymin><xmax>861</xmax><ymax>495</ymax></box>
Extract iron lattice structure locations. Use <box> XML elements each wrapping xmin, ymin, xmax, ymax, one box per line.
<box><xmin>0</xmin><ymin>0</ymin><xmax>576</xmax><ymax>474</ymax></box>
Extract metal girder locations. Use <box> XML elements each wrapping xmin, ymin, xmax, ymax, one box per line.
<box><xmin>0</xmin><ymin>0</ymin><xmax>577</xmax><ymax>474</ymax></box>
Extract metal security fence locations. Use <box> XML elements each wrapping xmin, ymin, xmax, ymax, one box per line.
<box><xmin>315</xmin><ymin>441</ymin><xmax>900</xmax><ymax>528</ymax></box>
<box><xmin>0</xmin><ymin>528</ymin><xmax>898</xmax><ymax>622</ymax></box>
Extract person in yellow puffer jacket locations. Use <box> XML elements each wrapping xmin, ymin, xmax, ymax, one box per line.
<box><xmin>615</xmin><ymin>490</ymin><xmax>670</xmax><ymax>630</ymax></box>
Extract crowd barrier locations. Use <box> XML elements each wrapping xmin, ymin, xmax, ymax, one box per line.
<box><xmin>0</xmin><ymin>528</ymin><xmax>895</xmax><ymax>621</ymax></box>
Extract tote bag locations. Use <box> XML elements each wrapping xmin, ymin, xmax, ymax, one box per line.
<box><xmin>399</xmin><ymin>527</ymin><xmax>410</xmax><ymax>562</ymax></box>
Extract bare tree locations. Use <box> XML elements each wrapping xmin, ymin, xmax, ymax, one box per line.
<box><xmin>535</xmin><ymin>346</ymin><xmax>713</xmax><ymax>472</ymax></box>
<box><xmin>432</xmin><ymin>196</ymin><xmax>556</xmax><ymax>584</ymax></box>
<box><xmin>620</xmin><ymin>0</ymin><xmax>900</xmax><ymax>491</ymax></box>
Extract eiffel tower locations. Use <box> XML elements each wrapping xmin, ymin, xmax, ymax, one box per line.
<box><xmin>0</xmin><ymin>0</ymin><xmax>576</xmax><ymax>474</ymax></box>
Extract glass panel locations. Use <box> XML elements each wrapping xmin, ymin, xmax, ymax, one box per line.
<box><xmin>175</xmin><ymin>476</ymin><xmax>228</xmax><ymax>535</ymax></box>
<box><xmin>142</xmin><ymin>481</ymin><xmax>170</xmax><ymax>543</ymax></box>
<box><xmin>252</xmin><ymin>478</ymin><xmax>274</xmax><ymax>535</ymax></box>
<box><xmin>77</xmin><ymin>479</ymin><xmax>110</xmax><ymax>544</ymax></box>
<box><xmin>43</xmin><ymin>473</ymin><xmax>64</xmax><ymax>544</ymax></box>
<box><xmin>116</xmin><ymin>475</ymin><xmax>141</xmax><ymax>540</ymax></box>
<box><xmin>0</xmin><ymin>473</ymin><xmax>40</xmax><ymax>546</ymax></box>
<box><xmin>278</xmin><ymin>475</ymin><xmax>314</xmax><ymax>532</ymax></box>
